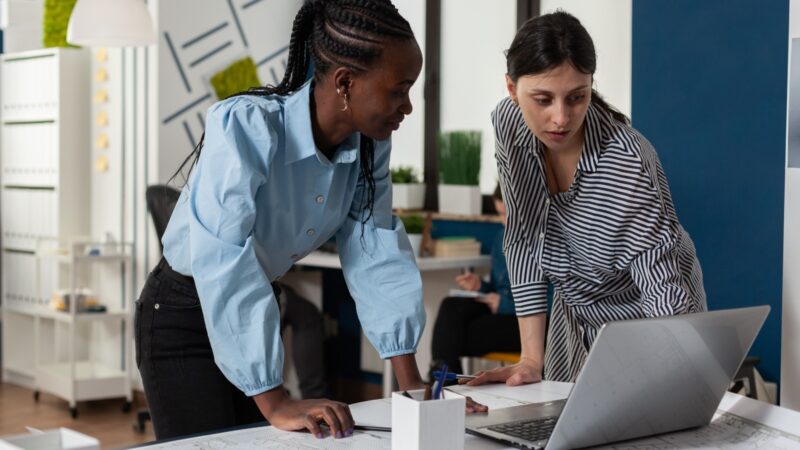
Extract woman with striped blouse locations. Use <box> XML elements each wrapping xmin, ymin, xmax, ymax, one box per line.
<box><xmin>468</xmin><ymin>11</ymin><xmax>707</xmax><ymax>386</ymax></box>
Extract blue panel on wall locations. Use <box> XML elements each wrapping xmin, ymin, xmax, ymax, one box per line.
<box><xmin>633</xmin><ymin>0</ymin><xmax>788</xmax><ymax>383</ymax></box>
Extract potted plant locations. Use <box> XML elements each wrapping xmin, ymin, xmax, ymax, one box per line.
<box><xmin>391</xmin><ymin>165</ymin><xmax>425</xmax><ymax>210</ymax></box>
<box><xmin>401</xmin><ymin>214</ymin><xmax>425</xmax><ymax>257</ymax></box>
<box><xmin>437</xmin><ymin>130</ymin><xmax>482</xmax><ymax>215</ymax></box>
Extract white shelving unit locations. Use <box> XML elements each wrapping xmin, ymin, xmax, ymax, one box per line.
<box><xmin>33</xmin><ymin>241</ymin><xmax>135</xmax><ymax>418</ymax></box>
<box><xmin>0</xmin><ymin>48</ymin><xmax>134</xmax><ymax>417</ymax></box>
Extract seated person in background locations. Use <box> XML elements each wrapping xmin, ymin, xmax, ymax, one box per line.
<box><xmin>430</xmin><ymin>185</ymin><xmax>520</xmax><ymax>375</ymax></box>
<box><xmin>278</xmin><ymin>284</ymin><xmax>330</xmax><ymax>400</ymax></box>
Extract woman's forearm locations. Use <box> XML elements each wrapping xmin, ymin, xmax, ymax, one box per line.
<box><xmin>389</xmin><ymin>353</ymin><xmax>424</xmax><ymax>390</ymax></box>
<box><xmin>518</xmin><ymin>313</ymin><xmax>546</xmax><ymax>368</ymax></box>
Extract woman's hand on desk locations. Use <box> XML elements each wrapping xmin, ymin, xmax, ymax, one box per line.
<box><xmin>253</xmin><ymin>387</ymin><xmax>355</xmax><ymax>439</ymax></box>
<box><xmin>462</xmin><ymin>359</ymin><xmax>542</xmax><ymax>387</ymax></box>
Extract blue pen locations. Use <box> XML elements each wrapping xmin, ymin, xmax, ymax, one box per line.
<box><xmin>433</xmin><ymin>363</ymin><xmax>448</xmax><ymax>400</ymax></box>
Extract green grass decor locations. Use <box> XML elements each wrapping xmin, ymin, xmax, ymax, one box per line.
<box><xmin>210</xmin><ymin>57</ymin><xmax>262</xmax><ymax>100</ymax></box>
<box><xmin>43</xmin><ymin>0</ymin><xmax>79</xmax><ymax>48</ymax></box>
<box><xmin>401</xmin><ymin>214</ymin><xmax>425</xmax><ymax>234</ymax></box>
<box><xmin>391</xmin><ymin>166</ymin><xmax>420</xmax><ymax>184</ymax></box>
<box><xmin>438</xmin><ymin>130</ymin><xmax>481</xmax><ymax>186</ymax></box>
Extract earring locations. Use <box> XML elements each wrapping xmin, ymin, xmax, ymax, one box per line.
<box><xmin>341</xmin><ymin>92</ymin><xmax>350</xmax><ymax>112</ymax></box>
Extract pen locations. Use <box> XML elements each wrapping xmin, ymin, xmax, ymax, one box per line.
<box><xmin>432</xmin><ymin>370</ymin><xmax>476</xmax><ymax>381</ymax></box>
<box><xmin>354</xmin><ymin>424</ymin><xmax>391</xmax><ymax>432</ymax></box>
<box><xmin>433</xmin><ymin>363</ymin><xmax>448</xmax><ymax>400</ymax></box>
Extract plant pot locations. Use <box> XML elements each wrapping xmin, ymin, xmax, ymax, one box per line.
<box><xmin>393</xmin><ymin>183</ymin><xmax>426</xmax><ymax>210</ymax></box>
<box><xmin>407</xmin><ymin>233</ymin><xmax>423</xmax><ymax>258</ymax></box>
<box><xmin>438</xmin><ymin>184</ymin><xmax>481</xmax><ymax>215</ymax></box>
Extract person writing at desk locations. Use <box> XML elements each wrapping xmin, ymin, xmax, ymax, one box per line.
<box><xmin>468</xmin><ymin>11</ymin><xmax>707</xmax><ymax>387</ymax></box>
<box><xmin>430</xmin><ymin>185</ymin><xmax>520</xmax><ymax>376</ymax></box>
<box><xmin>135</xmin><ymin>0</ymin><xmax>432</xmax><ymax>440</ymax></box>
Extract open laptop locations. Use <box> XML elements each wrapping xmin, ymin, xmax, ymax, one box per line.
<box><xmin>465</xmin><ymin>306</ymin><xmax>770</xmax><ymax>450</ymax></box>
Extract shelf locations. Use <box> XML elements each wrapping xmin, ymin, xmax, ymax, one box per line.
<box><xmin>37</xmin><ymin>361</ymin><xmax>129</xmax><ymax>402</ymax></box>
<box><xmin>394</xmin><ymin>209</ymin><xmax>503</xmax><ymax>223</ymax></box>
<box><xmin>3</xmin><ymin>363</ymin><xmax>36</xmax><ymax>378</ymax></box>
<box><xmin>2</xmin><ymin>305</ymin><xmax>130</xmax><ymax>323</ymax></box>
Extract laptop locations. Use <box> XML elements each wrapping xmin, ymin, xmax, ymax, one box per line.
<box><xmin>465</xmin><ymin>306</ymin><xmax>770</xmax><ymax>450</ymax></box>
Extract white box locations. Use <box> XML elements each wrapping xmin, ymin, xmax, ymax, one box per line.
<box><xmin>392</xmin><ymin>389</ymin><xmax>465</xmax><ymax>450</ymax></box>
<box><xmin>0</xmin><ymin>428</ymin><xmax>99</xmax><ymax>450</ymax></box>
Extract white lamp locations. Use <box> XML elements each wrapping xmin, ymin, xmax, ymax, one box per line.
<box><xmin>67</xmin><ymin>0</ymin><xmax>156</xmax><ymax>47</ymax></box>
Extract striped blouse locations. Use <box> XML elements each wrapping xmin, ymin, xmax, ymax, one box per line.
<box><xmin>493</xmin><ymin>97</ymin><xmax>707</xmax><ymax>349</ymax></box>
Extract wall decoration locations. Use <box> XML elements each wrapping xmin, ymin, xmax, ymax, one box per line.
<box><xmin>43</xmin><ymin>0</ymin><xmax>78</xmax><ymax>48</ymax></box>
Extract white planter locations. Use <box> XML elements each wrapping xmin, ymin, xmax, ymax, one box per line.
<box><xmin>407</xmin><ymin>233</ymin><xmax>423</xmax><ymax>257</ymax></box>
<box><xmin>393</xmin><ymin>183</ymin><xmax>426</xmax><ymax>210</ymax></box>
<box><xmin>438</xmin><ymin>184</ymin><xmax>481</xmax><ymax>215</ymax></box>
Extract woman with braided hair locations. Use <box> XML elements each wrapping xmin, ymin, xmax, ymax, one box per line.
<box><xmin>135</xmin><ymin>0</ymin><xmax>468</xmax><ymax>440</ymax></box>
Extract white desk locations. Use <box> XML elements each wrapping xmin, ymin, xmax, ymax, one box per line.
<box><xmin>132</xmin><ymin>382</ymin><xmax>800</xmax><ymax>449</ymax></box>
<box><xmin>294</xmin><ymin>251</ymin><xmax>492</xmax><ymax>397</ymax></box>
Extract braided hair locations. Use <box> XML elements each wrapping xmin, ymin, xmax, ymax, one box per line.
<box><xmin>172</xmin><ymin>0</ymin><xmax>415</xmax><ymax>225</ymax></box>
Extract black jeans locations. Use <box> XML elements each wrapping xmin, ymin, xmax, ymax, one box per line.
<box><xmin>135</xmin><ymin>258</ymin><xmax>265</xmax><ymax>440</ymax></box>
<box><xmin>431</xmin><ymin>297</ymin><xmax>521</xmax><ymax>375</ymax></box>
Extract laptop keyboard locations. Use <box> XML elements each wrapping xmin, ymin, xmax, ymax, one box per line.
<box><xmin>488</xmin><ymin>416</ymin><xmax>558</xmax><ymax>442</ymax></box>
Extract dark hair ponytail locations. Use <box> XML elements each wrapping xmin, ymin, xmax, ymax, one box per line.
<box><xmin>170</xmin><ymin>0</ymin><xmax>415</xmax><ymax>227</ymax></box>
<box><xmin>506</xmin><ymin>10</ymin><xmax>629</xmax><ymax>125</ymax></box>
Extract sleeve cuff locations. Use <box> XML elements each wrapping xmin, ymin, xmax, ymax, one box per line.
<box><xmin>243</xmin><ymin>377</ymin><xmax>284</xmax><ymax>397</ymax></box>
<box><xmin>379</xmin><ymin>348</ymin><xmax>417</xmax><ymax>359</ymax></box>
<box><xmin>512</xmin><ymin>282</ymin><xmax>548</xmax><ymax>316</ymax></box>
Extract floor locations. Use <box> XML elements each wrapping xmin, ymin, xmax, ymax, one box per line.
<box><xmin>0</xmin><ymin>380</ymin><xmax>382</xmax><ymax>448</ymax></box>
<box><xmin>0</xmin><ymin>383</ymin><xmax>155</xmax><ymax>448</ymax></box>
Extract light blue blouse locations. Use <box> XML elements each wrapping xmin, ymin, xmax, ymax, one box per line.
<box><xmin>162</xmin><ymin>81</ymin><xmax>424</xmax><ymax>396</ymax></box>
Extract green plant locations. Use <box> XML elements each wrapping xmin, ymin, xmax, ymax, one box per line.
<box><xmin>401</xmin><ymin>214</ymin><xmax>425</xmax><ymax>234</ymax></box>
<box><xmin>210</xmin><ymin>57</ymin><xmax>262</xmax><ymax>100</ymax></box>
<box><xmin>391</xmin><ymin>166</ymin><xmax>420</xmax><ymax>184</ymax></box>
<box><xmin>438</xmin><ymin>130</ymin><xmax>481</xmax><ymax>185</ymax></box>
<box><xmin>43</xmin><ymin>0</ymin><xmax>79</xmax><ymax>48</ymax></box>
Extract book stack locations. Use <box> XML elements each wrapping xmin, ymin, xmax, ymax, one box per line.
<box><xmin>433</xmin><ymin>237</ymin><xmax>481</xmax><ymax>257</ymax></box>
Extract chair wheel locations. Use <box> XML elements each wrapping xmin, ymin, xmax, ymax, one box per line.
<box><xmin>122</xmin><ymin>401</ymin><xmax>132</xmax><ymax>413</ymax></box>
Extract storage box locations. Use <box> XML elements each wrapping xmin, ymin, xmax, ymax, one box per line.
<box><xmin>391</xmin><ymin>389</ymin><xmax>465</xmax><ymax>449</ymax></box>
<box><xmin>0</xmin><ymin>428</ymin><xmax>99</xmax><ymax>450</ymax></box>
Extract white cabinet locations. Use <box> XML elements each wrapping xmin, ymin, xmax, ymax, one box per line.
<box><xmin>1</xmin><ymin>48</ymin><xmax>91</xmax><ymax>389</ymax></box>
<box><xmin>0</xmin><ymin>48</ymin><xmax>133</xmax><ymax>416</ymax></box>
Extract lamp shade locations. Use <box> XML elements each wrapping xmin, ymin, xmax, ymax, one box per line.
<box><xmin>67</xmin><ymin>0</ymin><xmax>156</xmax><ymax>47</ymax></box>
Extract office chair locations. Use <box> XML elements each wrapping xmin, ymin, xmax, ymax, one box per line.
<box><xmin>134</xmin><ymin>184</ymin><xmax>181</xmax><ymax>433</ymax></box>
<box><xmin>145</xmin><ymin>185</ymin><xmax>182</xmax><ymax>251</ymax></box>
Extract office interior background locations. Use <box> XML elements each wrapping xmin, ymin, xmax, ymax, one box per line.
<box><xmin>0</xmin><ymin>0</ymin><xmax>797</xmax><ymax>447</ymax></box>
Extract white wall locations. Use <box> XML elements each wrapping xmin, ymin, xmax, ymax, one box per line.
<box><xmin>440</xmin><ymin>0</ymin><xmax>516</xmax><ymax>193</ymax></box>
<box><xmin>540</xmin><ymin>0</ymin><xmax>632</xmax><ymax>117</ymax></box>
<box><xmin>156</xmin><ymin>0</ymin><xmax>303</xmax><ymax>184</ymax></box>
<box><xmin>782</xmin><ymin>0</ymin><xmax>800</xmax><ymax>411</ymax></box>
<box><xmin>387</xmin><ymin>0</ymin><xmax>426</xmax><ymax>180</ymax></box>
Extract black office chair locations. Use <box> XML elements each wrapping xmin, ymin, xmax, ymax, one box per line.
<box><xmin>145</xmin><ymin>185</ymin><xmax>182</xmax><ymax>251</ymax></box>
<box><xmin>133</xmin><ymin>184</ymin><xmax>181</xmax><ymax>433</ymax></box>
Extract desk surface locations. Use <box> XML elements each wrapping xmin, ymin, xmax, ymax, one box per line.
<box><xmin>132</xmin><ymin>382</ymin><xmax>800</xmax><ymax>449</ymax></box>
<box><xmin>295</xmin><ymin>250</ymin><xmax>491</xmax><ymax>271</ymax></box>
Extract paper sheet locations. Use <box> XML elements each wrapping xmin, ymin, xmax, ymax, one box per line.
<box><xmin>447</xmin><ymin>381</ymin><xmax>572</xmax><ymax>409</ymax></box>
<box><xmin>596</xmin><ymin>410</ymin><xmax>800</xmax><ymax>449</ymax></box>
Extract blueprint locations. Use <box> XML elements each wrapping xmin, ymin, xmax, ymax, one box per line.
<box><xmin>597</xmin><ymin>410</ymin><xmax>800</xmax><ymax>449</ymax></box>
<box><xmin>140</xmin><ymin>426</ymin><xmax>390</xmax><ymax>450</ymax></box>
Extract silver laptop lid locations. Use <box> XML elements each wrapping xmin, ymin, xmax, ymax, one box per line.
<box><xmin>546</xmin><ymin>306</ymin><xmax>770</xmax><ymax>450</ymax></box>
